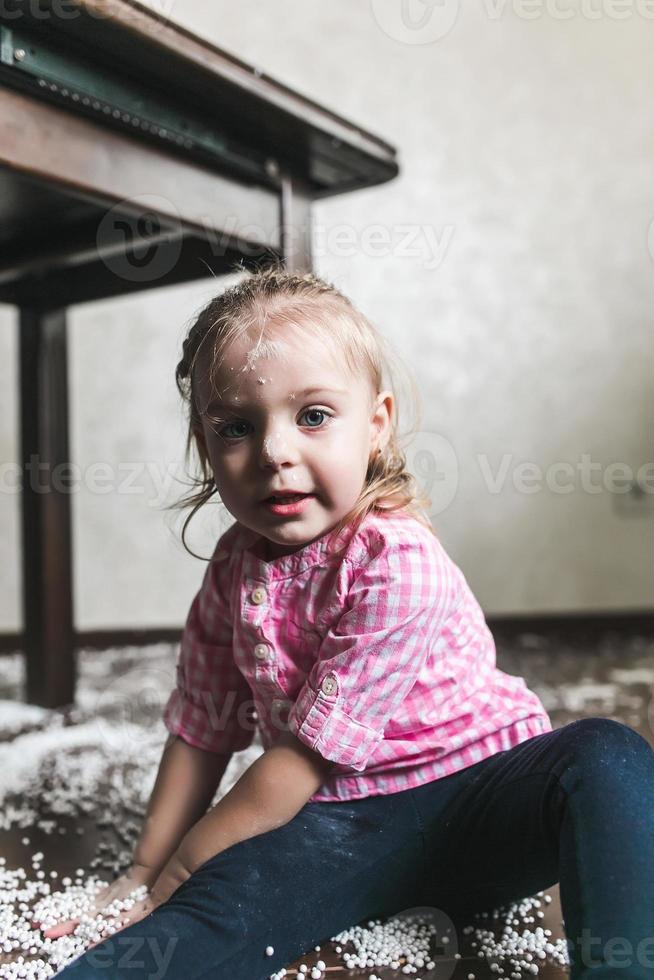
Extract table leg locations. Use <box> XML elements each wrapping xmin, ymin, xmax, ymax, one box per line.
<box><xmin>280</xmin><ymin>173</ymin><xmax>313</xmax><ymax>273</ymax></box>
<box><xmin>19</xmin><ymin>306</ymin><xmax>75</xmax><ymax>708</ymax></box>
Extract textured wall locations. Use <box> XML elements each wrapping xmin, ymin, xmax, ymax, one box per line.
<box><xmin>1</xmin><ymin>0</ymin><xmax>653</xmax><ymax>630</ymax></box>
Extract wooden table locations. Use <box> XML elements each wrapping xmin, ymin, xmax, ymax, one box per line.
<box><xmin>0</xmin><ymin>0</ymin><xmax>398</xmax><ymax>707</ymax></box>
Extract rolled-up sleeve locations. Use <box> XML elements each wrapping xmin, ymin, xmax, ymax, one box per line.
<box><xmin>286</xmin><ymin>534</ymin><xmax>454</xmax><ymax>772</ymax></box>
<box><xmin>163</xmin><ymin>540</ymin><xmax>256</xmax><ymax>754</ymax></box>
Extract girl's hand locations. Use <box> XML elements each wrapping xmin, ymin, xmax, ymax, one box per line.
<box><xmin>81</xmin><ymin>891</ymin><xmax>161</xmax><ymax>950</ymax></box>
<box><xmin>73</xmin><ymin>856</ymin><xmax>193</xmax><ymax>948</ymax></box>
<box><xmin>33</xmin><ymin>862</ymin><xmax>159</xmax><ymax>941</ymax></box>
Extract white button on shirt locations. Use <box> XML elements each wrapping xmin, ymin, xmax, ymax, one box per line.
<box><xmin>321</xmin><ymin>675</ymin><xmax>338</xmax><ymax>696</ymax></box>
<box><xmin>251</xmin><ymin>587</ymin><xmax>267</xmax><ymax>604</ymax></box>
<box><xmin>254</xmin><ymin>643</ymin><xmax>271</xmax><ymax>660</ymax></box>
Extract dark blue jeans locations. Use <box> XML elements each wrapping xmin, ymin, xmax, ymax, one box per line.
<box><xmin>57</xmin><ymin>718</ymin><xmax>654</xmax><ymax>980</ymax></box>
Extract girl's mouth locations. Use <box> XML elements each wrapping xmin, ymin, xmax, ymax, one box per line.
<box><xmin>262</xmin><ymin>493</ymin><xmax>314</xmax><ymax>515</ymax></box>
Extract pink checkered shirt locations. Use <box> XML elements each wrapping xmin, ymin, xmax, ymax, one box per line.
<box><xmin>163</xmin><ymin>510</ymin><xmax>552</xmax><ymax>802</ymax></box>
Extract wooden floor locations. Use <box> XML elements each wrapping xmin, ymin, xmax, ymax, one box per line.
<box><xmin>282</xmin><ymin>886</ymin><xmax>569</xmax><ymax>978</ymax></box>
<box><xmin>1</xmin><ymin>622</ymin><xmax>653</xmax><ymax>978</ymax></box>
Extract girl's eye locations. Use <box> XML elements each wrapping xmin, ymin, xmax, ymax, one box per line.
<box><xmin>301</xmin><ymin>408</ymin><xmax>330</xmax><ymax>428</ymax></box>
<box><xmin>219</xmin><ymin>420</ymin><xmax>249</xmax><ymax>440</ymax></box>
<box><xmin>218</xmin><ymin>408</ymin><xmax>331</xmax><ymax>441</ymax></box>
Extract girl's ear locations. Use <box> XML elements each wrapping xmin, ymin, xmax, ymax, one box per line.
<box><xmin>370</xmin><ymin>389</ymin><xmax>394</xmax><ymax>454</ymax></box>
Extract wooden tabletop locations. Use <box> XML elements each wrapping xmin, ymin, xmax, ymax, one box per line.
<box><xmin>0</xmin><ymin>0</ymin><xmax>398</xmax><ymax>200</ymax></box>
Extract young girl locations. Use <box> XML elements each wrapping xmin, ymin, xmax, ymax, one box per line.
<box><xmin>48</xmin><ymin>268</ymin><xmax>654</xmax><ymax>979</ymax></box>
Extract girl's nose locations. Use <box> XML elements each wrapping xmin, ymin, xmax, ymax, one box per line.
<box><xmin>258</xmin><ymin>429</ymin><xmax>298</xmax><ymax>467</ymax></box>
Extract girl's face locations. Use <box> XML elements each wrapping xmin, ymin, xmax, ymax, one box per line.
<box><xmin>193</xmin><ymin>325</ymin><xmax>393</xmax><ymax>559</ymax></box>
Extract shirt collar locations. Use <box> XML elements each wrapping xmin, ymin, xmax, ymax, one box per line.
<box><xmin>237</xmin><ymin>522</ymin><xmax>344</xmax><ymax>579</ymax></box>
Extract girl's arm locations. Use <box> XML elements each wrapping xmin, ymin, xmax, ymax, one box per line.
<box><xmin>37</xmin><ymin>733</ymin><xmax>233</xmax><ymax>939</ymax></box>
<box><xmin>148</xmin><ymin>731</ymin><xmax>334</xmax><ymax>902</ymax></box>
<box><xmin>131</xmin><ymin>733</ymin><xmax>233</xmax><ymax>878</ymax></box>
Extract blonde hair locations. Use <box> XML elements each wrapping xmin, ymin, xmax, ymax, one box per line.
<box><xmin>168</xmin><ymin>263</ymin><xmax>437</xmax><ymax>561</ymax></box>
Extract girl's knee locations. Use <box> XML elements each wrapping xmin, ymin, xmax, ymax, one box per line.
<box><xmin>565</xmin><ymin>716</ymin><xmax>653</xmax><ymax>767</ymax></box>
